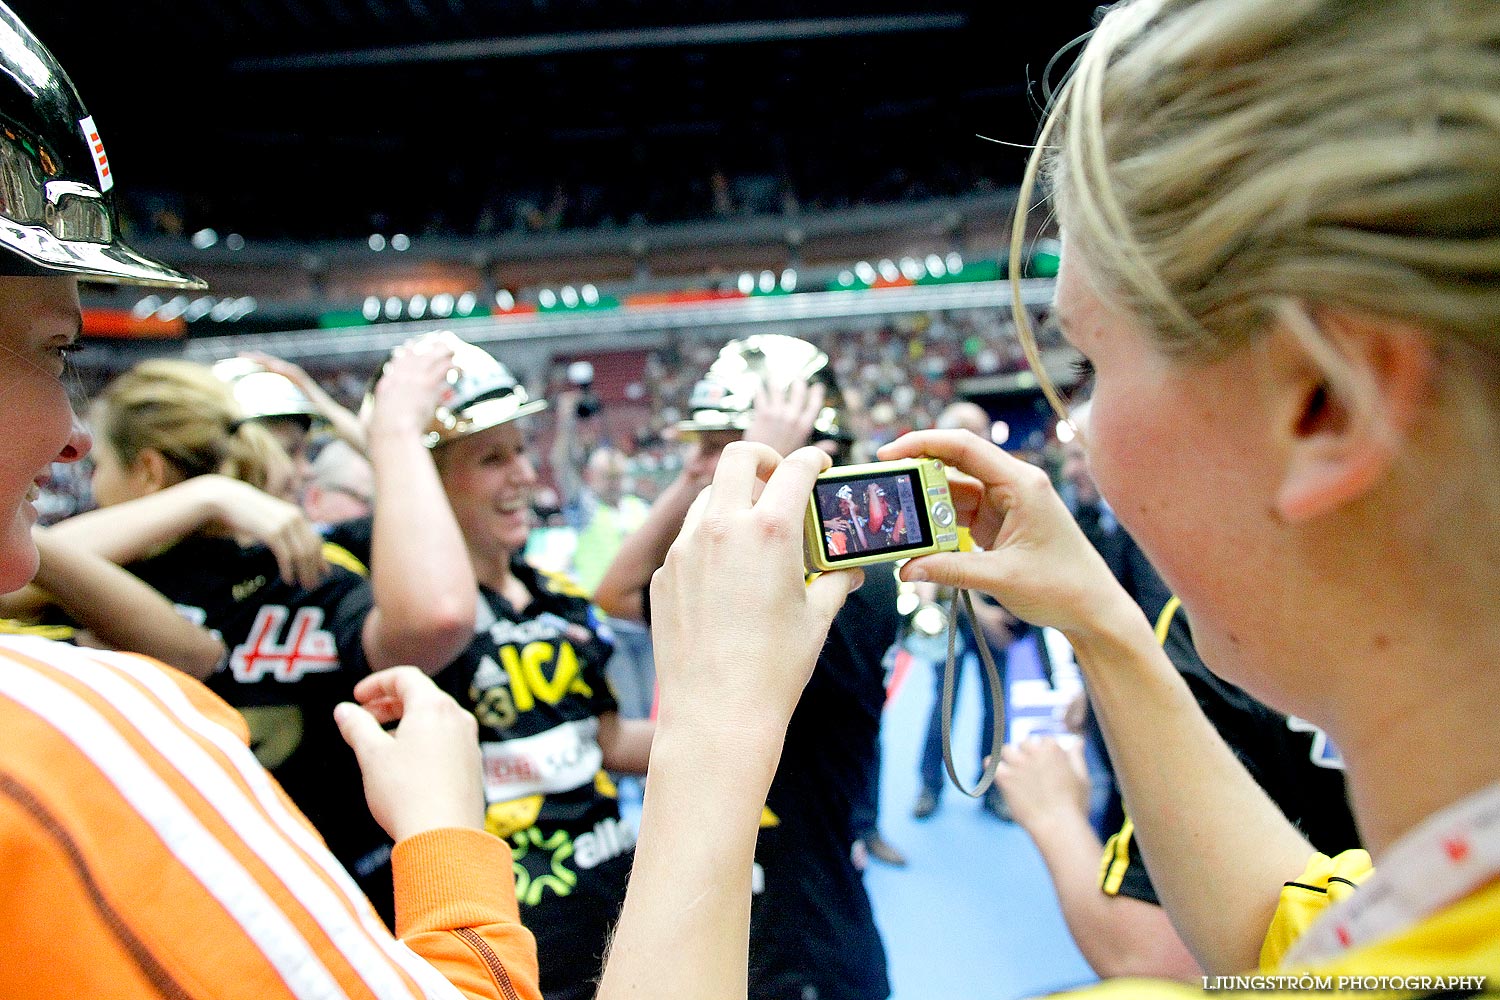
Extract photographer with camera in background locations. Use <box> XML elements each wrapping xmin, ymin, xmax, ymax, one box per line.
<box><xmin>593</xmin><ymin>334</ymin><xmax>904</xmax><ymax>1000</ymax></box>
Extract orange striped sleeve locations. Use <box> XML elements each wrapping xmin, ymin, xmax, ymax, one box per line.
<box><xmin>0</xmin><ymin>635</ymin><xmax>537</xmax><ymax>1000</ymax></box>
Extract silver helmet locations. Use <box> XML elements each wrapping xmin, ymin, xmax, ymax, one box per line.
<box><xmin>371</xmin><ymin>331</ymin><xmax>548</xmax><ymax>448</ymax></box>
<box><xmin>678</xmin><ymin>334</ymin><xmax>847</xmax><ymax>440</ymax></box>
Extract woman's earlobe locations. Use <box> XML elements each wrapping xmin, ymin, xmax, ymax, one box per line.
<box><xmin>135</xmin><ymin>447</ymin><xmax>172</xmax><ymax>492</ymax></box>
<box><xmin>1273</xmin><ymin>311</ymin><xmax>1437</xmax><ymax>523</ymax></box>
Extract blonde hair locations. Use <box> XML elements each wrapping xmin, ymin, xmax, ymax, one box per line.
<box><xmin>94</xmin><ymin>359</ymin><xmax>289</xmax><ymax>493</ymax></box>
<box><xmin>1012</xmin><ymin>0</ymin><xmax>1500</xmax><ymax>416</ymax></box>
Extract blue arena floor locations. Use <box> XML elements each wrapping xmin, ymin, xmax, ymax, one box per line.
<box><xmin>867</xmin><ymin>650</ymin><xmax>1097</xmax><ymax>1000</ymax></box>
<box><xmin>619</xmin><ymin>643</ymin><xmax>1097</xmax><ymax>1000</ymax></box>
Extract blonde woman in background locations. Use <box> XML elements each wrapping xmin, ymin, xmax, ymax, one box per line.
<box><xmin>41</xmin><ymin>358</ymin><xmax>404</xmax><ymax>917</ymax></box>
<box><xmin>593</xmin><ymin>1</ymin><xmax>1500</xmax><ymax>996</ymax></box>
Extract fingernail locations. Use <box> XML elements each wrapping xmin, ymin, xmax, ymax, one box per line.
<box><xmin>905</xmin><ymin>566</ymin><xmax>927</xmax><ymax>582</ymax></box>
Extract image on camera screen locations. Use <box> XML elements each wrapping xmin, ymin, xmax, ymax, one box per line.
<box><xmin>814</xmin><ymin>470</ymin><xmax>932</xmax><ymax>563</ymax></box>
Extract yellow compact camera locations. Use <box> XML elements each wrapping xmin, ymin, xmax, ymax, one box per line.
<box><xmin>804</xmin><ymin>457</ymin><xmax>960</xmax><ymax>572</ymax></box>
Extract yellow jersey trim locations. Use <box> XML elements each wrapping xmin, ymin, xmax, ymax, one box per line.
<box><xmin>320</xmin><ymin>542</ymin><xmax>367</xmax><ymax>578</ymax></box>
<box><xmin>1096</xmin><ymin>597</ymin><xmax>1182</xmax><ymax>897</ymax></box>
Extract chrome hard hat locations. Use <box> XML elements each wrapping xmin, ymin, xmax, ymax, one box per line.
<box><xmin>0</xmin><ymin>3</ymin><xmax>203</xmax><ymax>288</ymax></box>
<box><xmin>212</xmin><ymin>358</ymin><xmax>319</xmax><ymax>425</ymax></box>
<box><xmin>678</xmin><ymin>334</ymin><xmax>847</xmax><ymax>440</ymax></box>
<box><xmin>371</xmin><ymin>331</ymin><xmax>548</xmax><ymax>448</ymax></box>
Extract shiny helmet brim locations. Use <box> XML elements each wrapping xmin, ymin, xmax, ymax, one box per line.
<box><xmin>427</xmin><ymin>397</ymin><xmax>549</xmax><ymax>448</ymax></box>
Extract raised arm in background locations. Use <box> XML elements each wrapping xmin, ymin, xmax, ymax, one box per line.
<box><xmin>242</xmin><ymin>351</ymin><xmax>370</xmax><ymax>456</ymax></box>
<box><xmin>591</xmin><ymin>379</ymin><xmax>824</xmax><ymax>623</ymax></box>
<box><xmin>361</xmin><ymin>339</ymin><xmax>477</xmax><ymax>674</ymax></box>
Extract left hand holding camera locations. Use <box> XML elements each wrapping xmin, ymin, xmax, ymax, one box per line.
<box><xmin>650</xmin><ymin>441</ymin><xmax>863</xmax><ymax>755</ymax></box>
<box><xmin>604</xmin><ymin>444</ymin><xmax>861</xmax><ymax>1000</ymax></box>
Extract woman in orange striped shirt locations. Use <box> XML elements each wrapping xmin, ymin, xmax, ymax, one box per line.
<box><xmin>0</xmin><ymin>7</ymin><xmax>538</xmax><ymax>999</ymax></box>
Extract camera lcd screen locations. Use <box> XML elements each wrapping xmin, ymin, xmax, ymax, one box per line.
<box><xmin>814</xmin><ymin>469</ymin><xmax>932</xmax><ymax>563</ymax></box>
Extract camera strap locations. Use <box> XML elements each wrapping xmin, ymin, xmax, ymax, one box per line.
<box><xmin>939</xmin><ymin>588</ymin><xmax>1007</xmax><ymax>798</ymax></box>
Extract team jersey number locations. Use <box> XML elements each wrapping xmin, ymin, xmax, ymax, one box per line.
<box><xmin>470</xmin><ymin>640</ymin><xmax>594</xmax><ymax>730</ymax></box>
<box><xmin>229</xmin><ymin>605</ymin><xmax>341</xmax><ymax>683</ymax></box>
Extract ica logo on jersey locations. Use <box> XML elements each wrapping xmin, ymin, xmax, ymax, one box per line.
<box><xmin>469</xmin><ymin>636</ymin><xmax>595</xmax><ymax>730</ymax></box>
<box><xmin>230</xmin><ymin>605</ymin><xmax>341</xmax><ymax>682</ymax></box>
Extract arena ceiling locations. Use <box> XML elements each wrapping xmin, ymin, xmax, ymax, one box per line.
<box><xmin>12</xmin><ymin>1</ymin><xmax>1098</xmax><ymax>243</ymax></box>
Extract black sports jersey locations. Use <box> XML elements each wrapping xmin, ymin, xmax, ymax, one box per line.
<box><xmin>335</xmin><ymin>557</ymin><xmax>627</xmax><ymax>1000</ymax></box>
<box><xmin>1099</xmin><ymin>591</ymin><xmax>1360</xmax><ymax>906</ymax></box>
<box><xmin>322</xmin><ymin>514</ymin><xmax>373</xmax><ymax>568</ymax></box>
<box><xmin>748</xmin><ymin>564</ymin><xmax>899</xmax><ymax>1000</ymax></box>
<box><xmin>105</xmin><ymin>534</ymin><xmax>394</xmax><ymax>918</ymax></box>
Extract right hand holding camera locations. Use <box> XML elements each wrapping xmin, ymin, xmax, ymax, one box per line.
<box><xmin>877</xmin><ymin>429</ymin><xmax>1134</xmax><ymax>640</ymax></box>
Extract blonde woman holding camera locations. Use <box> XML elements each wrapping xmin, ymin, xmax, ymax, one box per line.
<box><xmin>596</xmin><ymin>1</ymin><xmax>1500</xmax><ymax>996</ymax></box>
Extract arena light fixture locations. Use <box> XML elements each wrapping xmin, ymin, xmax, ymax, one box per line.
<box><xmin>432</xmin><ymin>292</ymin><xmax>455</xmax><ymax>317</ymax></box>
<box><xmin>737</xmin><ymin>271</ymin><xmax>755</xmax><ymax>295</ymax></box>
<box><xmin>369</xmin><ymin>234</ymin><xmax>387</xmax><ymax>252</ymax></box>
<box><xmin>391</xmin><ymin>233</ymin><xmax>411</xmax><ymax>252</ymax></box>
<box><xmin>495</xmin><ymin>289</ymin><xmax>515</xmax><ymax>311</ymax></box>
<box><xmin>457</xmin><ymin>291</ymin><xmax>478</xmax><ymax>316</ymax></box>
<box><xmin>925</xmin><ymin>253</ymin><xmax>946</xmax><ymax>278</ymax></box>
<box><xmin>185</xmin><ymin>296</ymin><xmax>216</xmax><ymax>322</ymax></box>
<box><xmin>899</xmin><ymin>257</ymin><xmax>922</xmax><ymax>281</ymax></box>
<box><xmin>539</xmin><ymin>288</ymin><xmax>557</xmax><ymax>308</ymax></box>
<box><xmin>225</xmin><ymin>233</ymin><xmax>245</xmax><ymax>251</ymax></box>
<box><xmin>157</xmin><ymin>295</ymin><xmax>190</xmax><ymax>322</ymax></box>
<box><xmin>132</xmin><ymin>295</ymin><xmax>162</xmax><ymax>319</ymax></box>
<box><xmin>582</xmin><ymin>284</ymin><xmax>599</xmax><ymax>305</ymax></box>
<box><xmin>190</xmin><ymin>228</ymin><xmax>218</xmax><ymax>250</ymax></box>
<box><xmin>1056</xmin><ymin>419</ymin><xmax>1076</xmax><ymax>444</ymax></box>
<box><xmin>945</xmin><ymin>251</ymin><xmax>964</xmax><ymax>273</ymax></box>
<box><xmin>780</xmin><ymin>269</ymin><xmax>797</xmax><ymax>292</ymax></box>
<box><xmin>362</xmin><ymin>295</ymin><xmax>381</xmax><ymax>321</ymax></box>
<box><xmin>561</xmin><ymin>285</ymin><xmax>580</xmax><ymax>308</ymax></box>
<box><xmin>758</xmin><ymin>270</ymin><xmax>775</xmax><ymax>293</ymax></box>
<box><xmin>383</xmin><ymin>295</ymin><xmax>402</xmax><ymax>319</ymax></box>
<box><xmin>408</xmin><ymin>294</ymin><xmax>428</xmax><ymax>319</ymax></box>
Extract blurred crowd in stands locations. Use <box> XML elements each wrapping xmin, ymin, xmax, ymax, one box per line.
<box><xmin>44</xmin><ymin>306</ymin><xmax>1063</xmax><ymax>525</ymax></box>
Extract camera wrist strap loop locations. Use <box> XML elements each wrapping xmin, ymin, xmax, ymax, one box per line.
<box><xmin>939</xmin><ymin>588</ymin><xmax>1007</xmax><ymax>799</ymax></box>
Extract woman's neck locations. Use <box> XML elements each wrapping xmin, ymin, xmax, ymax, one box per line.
<box><xmin>1321</xmin><ymin>617</ymin><xmax>1500</xmax><ymax>859</ymax></box>
<box><xmin>470</xmin><ymin>545</ymin><xmax>528</xmax><ymax>607</ymax></box>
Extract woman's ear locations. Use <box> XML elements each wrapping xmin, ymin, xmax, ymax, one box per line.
<box><xmin>133</xmin><ymin>447</ymin><xmax>173</xmax><ymax>493</ymax></box>
<box><xmin>1274</xmin><ymin>308</ymin><xmax>1437</xmax><ymax>523</ymax></box>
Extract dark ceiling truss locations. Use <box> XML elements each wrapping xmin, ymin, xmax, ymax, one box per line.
<box><xmin>230</xmin><ymin>12</ymin><xmax>968</xmax><ymax>70</ymax></box>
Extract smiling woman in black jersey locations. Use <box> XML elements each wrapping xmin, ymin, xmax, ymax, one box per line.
<box><xmin>348</xmin><ymin>331</ymin><xmax>654</xmax><ymax>1000</ymax></box>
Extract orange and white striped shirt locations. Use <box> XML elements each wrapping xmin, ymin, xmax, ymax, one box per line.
<box><xmin>0</xmin><ymin>634</ymin><xmax>540</xmax><ymax>1000</ymax></box>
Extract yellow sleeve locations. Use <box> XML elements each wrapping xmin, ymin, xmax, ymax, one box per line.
<box><xmin>1052</xmin><ymin>980</ymin><xmax>1203</xmax><ymax>1000</ymax></box>
<box><xmin>1259</xmin><ymin>850</ymin><xmax>1374</xmax><ymax>971</ymax></box>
